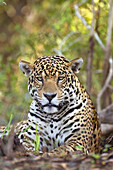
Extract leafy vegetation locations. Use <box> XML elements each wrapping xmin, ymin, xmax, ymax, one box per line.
<box><xmin>0</xmin><ymin>2</ymin><xmax>113</xmax><ymax>169</ymax></box>
<box><xmin>0</xmin><ymin>0</ymin><xmax>112</xmax><ymax>124</ymax></box>
<box><xmin>0</xmin><ymin>0</ymin><xmax>6</xmax><ymax>6</ymax></box>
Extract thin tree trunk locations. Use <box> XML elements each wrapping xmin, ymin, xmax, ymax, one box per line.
<box><xmin>86</xmin><ymin>0</ymin><xmax>95</xmax><ymax>94</ymax></box>
<box><xmin>102</xmin><ymin>0</ymin><xmax>113</xmax><ymax>108</ymax></box>
<box><xmin>95</xmin><ymin>0</ymin><xmax>101</xmax><ymax>35</ymax></box>
<box><xmin>86</xmin><ymin>36</ymin><xmax>95</xmax><ymax>94</ymax></box>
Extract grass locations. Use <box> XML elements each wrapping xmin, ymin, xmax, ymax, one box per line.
<box><xmin>1</xmin><ymin>114</ymin><xmax>13</xmax><ymax>139</ymax></box>
<box><xmin>18</xmin><ymin>126</ymin><xmax>31</xmax><ymax>135</ymax></box>
<box><xmin>34</xmin><ymin>123</ymin><xmax>40</xmax><ymax>153</ymax></box>
<box><xmin>1</xmin><ymin>115</ymin><xmax>40</xmax><ymax>153</ymax></box>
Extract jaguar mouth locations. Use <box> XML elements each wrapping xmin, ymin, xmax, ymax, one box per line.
<box><xmin>41</xmin><ymin>101</ymin><xmax>69</xmax><ymax>113</ymax></box>
<box><xmin>43</xmin><ymin>103</ymin><xmax>58</xmax><ymax>108</ymax></box>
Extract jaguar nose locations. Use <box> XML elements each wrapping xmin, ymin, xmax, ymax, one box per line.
<box><xmin>43</xmin><ymin>93</ymin><xmax>57</xmax><ymax>102</ymax></box>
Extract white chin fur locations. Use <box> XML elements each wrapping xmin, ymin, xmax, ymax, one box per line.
<box><xmin>43</xmin><ymin>106</ymin><xmax>58</xmax><ymax>113</ymax></box>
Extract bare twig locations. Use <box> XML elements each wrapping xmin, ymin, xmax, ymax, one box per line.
<box><xmin>54</xmin><ymin>32</ymin><xmax>75</xmax><ymax>55</ymax></box>
<box><xmin>62</xmin><ymin>34</ymin><xmax>88</xmax><ymax>52</ymax></box>
<box><xmin>53</xmin><ymin>32</ymin><xmax>75</xmax><ymax>55</ymax></box>
<box><xmin>53</xmin><ymin>32</ymin><xmax>88</xmax><ymax>55</ymax></box>
<box><xmin>59</xmin><ymin>32</ymin><xmax>75</xmax><ymax>51</ymax></box>
<box><xmin>52</xmin><ymin>48</ymin><xmax>63</xmax><ymax>56</ymax></box>
<box><xmin>74</xmin><ymin>2</ymin><xmax>105</xmax><ymax>50</ymax></box>
<box><xmin>97</xmin><ymin>58</ymin><xmax>113</xmax><ymax>112</ymax></box>
<box><xmin>108</xmin><ymin>85</ymin><xmax>113</xmax><ymax>91</ymax></box>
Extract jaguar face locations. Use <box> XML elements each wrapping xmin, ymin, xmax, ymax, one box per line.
<box><xmin>19</xmin><ymin>55</ymin><xmax>83</xmax><ymax>113</ymax></box>
<box><xmin>31</xmin><ymin>71</ymin><xmax>66</xmax><ymax>113</ymax></box>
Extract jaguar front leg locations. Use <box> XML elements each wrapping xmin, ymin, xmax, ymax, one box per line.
<box><xmin>49</xmin><ymin>140</ymin><xmax>84</xmax><ymax>156</ymax></box>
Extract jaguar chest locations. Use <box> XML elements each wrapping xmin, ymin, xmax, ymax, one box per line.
<box><xmin>27</xmin><ymin>104</ymin><xmax>81</xmax><ymax>151</ymax></box>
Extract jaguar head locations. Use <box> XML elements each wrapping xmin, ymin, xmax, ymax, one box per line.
<box><xmin>19</xmin><ymin>55</ymin><xmax>83</xmax><ymax>113</ymax></box>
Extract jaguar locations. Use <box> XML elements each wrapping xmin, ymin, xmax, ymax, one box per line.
<box><xmin>0</xmin><ymin>55</ymin><xmax>101</xmax><ymax>154</ymax></box>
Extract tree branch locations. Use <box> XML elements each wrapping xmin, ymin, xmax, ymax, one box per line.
<box><xmin>53</xmin><ymin>32</ymin><xmax>75</xmax><ymax>55</ymax></box>
<box><xmin>97</xmin><ymin>58</ymin><xmax>113</xmax><ymax>112</ymax></box>
<box><xmin>74</xmin><ymin>3</ymin><xmax>105</xmax><ymax>50</ymax></box>
<box><xmin>98</xmin><ymin>103</ymin><xmax>113</xmax><ymax>124</ymax></box>
<box><xmin>108</xmin><ymin>85</ymin><xmax>113</xmax><ymax>91</ymax></box>
<box><xmin>102</xmin><ymin>0</ymin><xmax>113</xmax><ymax>108</ymax></box>
<box><xmin>101</xmin><ymin>124</ymin><xmax>113</xmax><ymax>136</ymax></box>
<box><xmin>53</xmin><ymin>32</ymin><xmax>88</xmax><ymax>55</ymax></box>
<box><xmin>62</xmin><ymin>34</ymin><xmax>88</xmax><ymax>52</ymax></box>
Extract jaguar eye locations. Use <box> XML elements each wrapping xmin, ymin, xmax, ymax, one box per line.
<box><xmin>36</xmin><ymin>77</ymin><xmax>43</xmax><ymax>82</ymax></box>
<box><xmin>57</xmin><ymin>76</ymin><xmax>65</xmax><ymax>83</ymax></box>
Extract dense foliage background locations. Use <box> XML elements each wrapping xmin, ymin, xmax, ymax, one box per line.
<box><xmin>0</xmin><ymin>0</ymin><xmax>113</xmax><ymax>126</ymax></box>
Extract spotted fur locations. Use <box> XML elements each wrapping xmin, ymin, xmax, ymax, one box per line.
<box><xmin>0</xmin><ymin>55</ymin><xmax>101</xmax><ymax>154</ymax></box>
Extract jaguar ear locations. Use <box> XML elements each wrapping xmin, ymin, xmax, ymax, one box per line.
<box><xmin>19</xmin><ymin>60</ymin><xmax>33</xmax><ymax>77</ymax></box>
<box><xmin>68</xmin><ymin>58</ymin><xmax>83</xmax><ymax>73</ymax></box>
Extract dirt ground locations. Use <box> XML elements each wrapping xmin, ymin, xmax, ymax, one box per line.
<box><xmin>0</xmin><ymin>133</ymin><xmax>113</xmax><ymax>170</ymax></box>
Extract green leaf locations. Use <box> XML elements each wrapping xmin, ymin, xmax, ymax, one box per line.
<box><xmin>92</xmin><ymin>153</ymin><xmax>100</xmax><ymax>159</ymax></box>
